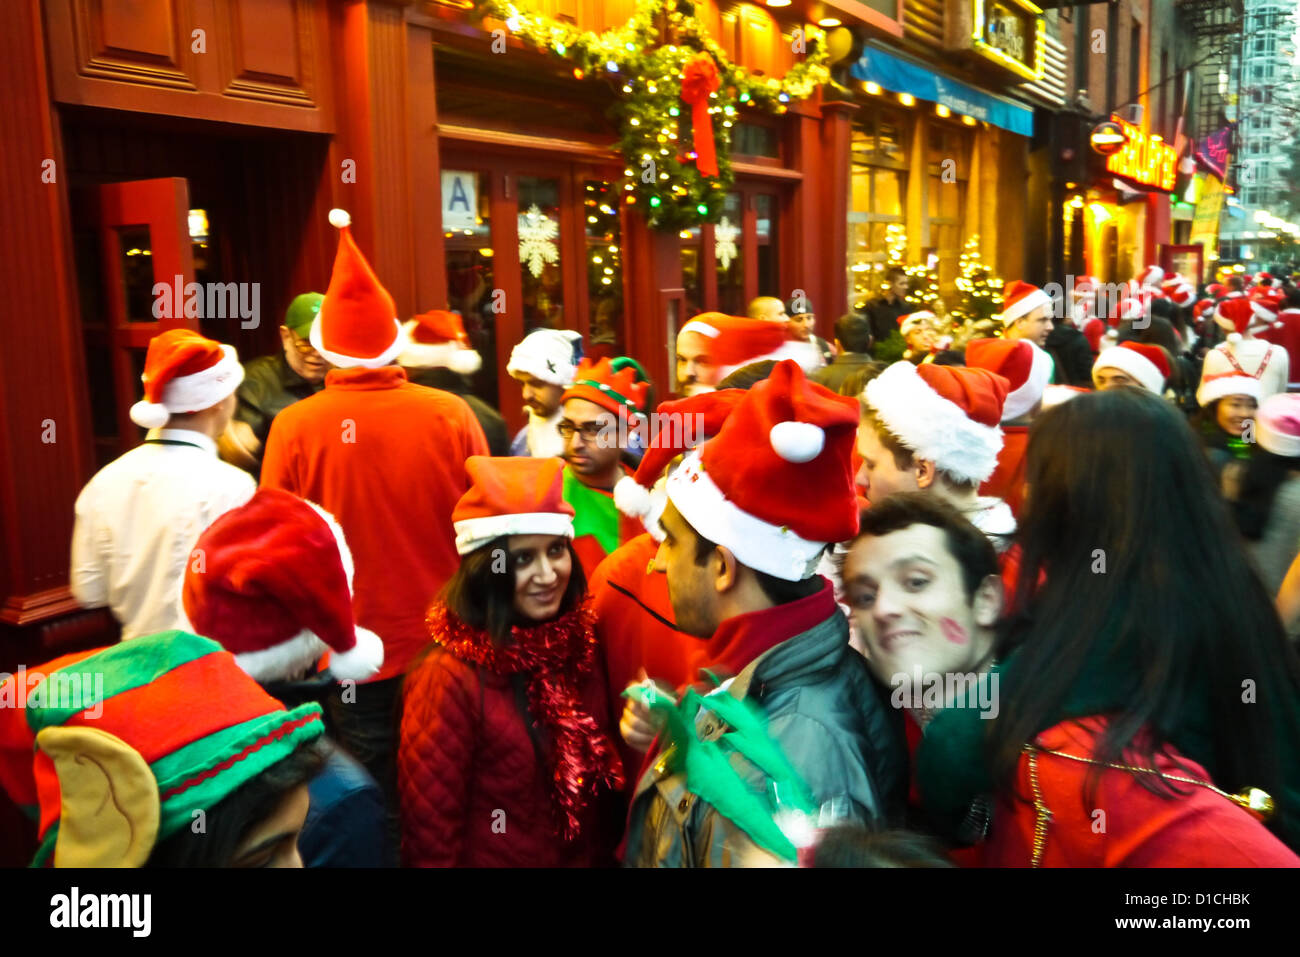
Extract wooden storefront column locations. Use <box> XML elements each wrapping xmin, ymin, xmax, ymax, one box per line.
<box><xmin>623</xmin><ymin>211</ymin><xmax>684</xmax><ymax>396</ymax></box>
<box><xmin>820</xmin><ymin>99</ymin><xmax>857</xmax><ymax>326</ymax></box>
<box><xmin>789</xmin><ymin>103</ymin><xmax>825</xmax><ymax>332</ymax></box>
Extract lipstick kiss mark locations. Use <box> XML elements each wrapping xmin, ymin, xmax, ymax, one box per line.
<box><xmin>940</xmin><ymin>616</ymin><xmax>969</xmax><ymax>646</ymax></box>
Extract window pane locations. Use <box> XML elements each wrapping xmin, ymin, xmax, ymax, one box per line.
<box><xmin>734</xmin><ymin>122</ymin><xmax>779</xmax><ymax>158</ymax></box>
<box><xmin>679</xmin><ymin>225</ymin><xmax>703</xmax><ymax>316</ymax></box>
<box><xmin>584</xmin><ymin>180</ymin><xmax>623</xmax><ymax>353</ymax></box>
<box><xmin>517</xmin><ymin>176</ymin><xmax>563</xmax><ymax>333</ymax></box>
<box><xmin>877</xmin><ymin>113</ymin><xmax>905</xmax><ymax>163</ymax></box>
<box><xmin>875</xmin><ymin>170</ymin><xmax>904</xmax><ymax>217</ymax></box>
<box><xmin>444</xmin><ymin>170</ymin><xmax>497</xmax><ymax>405</ymax></box>
<box><xmin>116</xmin><ymin>226</ymin><xmax>155</xmax><ymax>323</ymax></box>
<box><xmin>716</xmin><ymin>192</ymin><xmax>745</xmax><ymax>315</ymax></box>
<box><xmin>755</xmin><ymin>194</ymin><xmax>778</xmax><ymax>300</ymax></box>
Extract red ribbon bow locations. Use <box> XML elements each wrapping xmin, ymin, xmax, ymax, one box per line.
<box><xmin>681</xmin><ymin>54</ymin><xmax>721</xmax><ymax>178</ymax></box>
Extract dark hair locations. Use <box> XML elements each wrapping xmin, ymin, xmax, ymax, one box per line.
<box><xmin>994</xmin><ymin>388</ymin><xmax>1300</xmax><ymax>824</ymax></box>
<box><xmin>146</xmin><ymin>736</ymin><xmax>330</xmax><ymax>867</ymax></box>
<box><xmin>811</xmin><ymin>825</ymin><xmax>955</xmax><ymax>868</ymax></box>
<box><xmin>441</xmin><ymin>535</ymin><xmax>587</xmax><ymax>645</ymax></box>
<box><xmin>885</xmin><ymin>266</ymin><xmax>907</xmax><ymax>283</ymax></box>
<box><xmin>717</xmin><ymin>360</ymin><xmax>777</xmax><ymax>391</ymax></box>
<box><xmin>1235</xmin><ymin>448</ymin><xmax>1300</xmax><ymax>539</ymax></box>
<box><xmin>834</xmin><ymin>312</ymin><xmax>874</xmax><ymax>354</ymax></box>
<box><xmin>1287</xmin><ymin>287</ymin><xmax>1300</xmax><ymax>309</ymax></box>
<box><xmin>853</xmin><ymin>493</ymin><xmax>998</xmax><ymax>600</ymax></box>
<box><xmin>690</xmin><ymin>526</ymin><xmax>823</xmax><ymax>605</ymax></box>
<box><xmin>1227</xmin><ymin>274</ymin><xmax>1245</xmax><ymax>292</ymax></box>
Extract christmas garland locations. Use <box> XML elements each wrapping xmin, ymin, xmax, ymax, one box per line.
<box><xmin>477</xmin><ymin>0</ymin><xmax>829</xmax><ymax>229</ymax></box>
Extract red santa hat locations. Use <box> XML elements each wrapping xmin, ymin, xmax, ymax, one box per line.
<box><xmin>864</xmin><ymin>361</ymin><xmax>1009</xmax><ymax>485</ymax></box>
<box><xmin>1081</xmin><ymin>317</ymin><xmax>1106</xmax><ymax>353</ymax></box>
<box><xmin>129</xmin><ymin>329</ymin><xmax>244</xmax><ymax>429</ymax></box>
<box><xmin>1197</xmin><ymin>369</ymin><xmax>1262</xmax><ymax>407</ymax></box>
<box><xmin>399</xmin><ymin>310</ymin><xmax>482</xmax><ymax>375</ymax></box>
<box><xmin>1257</xmin><ymin>394</ymin><xmax>1300</xmax><ymax>457</ymax></box>
<box><xmin>1136</xmin><ymin>264</ymin><xmax>1165</xmax><ymax>289</ymax></box>
<box><xmin>899</xmin><ymin>310</ymin><xmax>935</xmax><ymax>337</ymax></box>
<box><xmin>678</xmin><ymin>313</ymin><xmax>813</xmax><ymax>380</ymax></box>
<box><xmin>182</xmin><ymin>488</ymin><xmax>384</xmax><ymax>683</ymax></box>
<box><xmin>1161</xmin><ymin>279</ymin><xmax>1195</xmax><ymax>307</ymax></box>
<box><xmin>1073</xmin><ymin>275</ymin><xmax>1101</xmax><ymax>298</ymax></box>
<box><xmin>1193</xmin><ymin>298</ymin><xmax>1216</xmax><ymax>322</ymax></box>
<box><xmin>1092</xmin><ymin>342</ymin><xmax>1170</xmax><ymax>395</ymax></box>
<box><xmin>452</xmin><ymin>456</ymin><xmax>574</xmax><ymax>556</ymax></box>
<box><xmin>665</xmin><ymin>360</ymin><xmax>858</xmax><ymax>581</ymax></box>
<box><xmin>309</xmin><ymin>209</ymin><xmax>405</xmax><ymax>369</ymax></box>
<box><xmin>1214</xmin><ymin>297</ymin><xmax>1272</xmax><ymax>341</ymax></box>
<box><xmin>1207</xmin><ymin>283</ymin><xmax>1226</xmax><ymax>299</ymax></box>
<box><xmin>1111</xmin><ymin>294</ymin><xmax>1146</xmax><ymax>326</ymax></box>
<box><xmin>964</xmin><ymin>338</ymin><xmax>1052</xmax><ymax>421</ymax></box>
<box><xmin>999</xmin><ymin>280</ymin><xmax>1053</xmax><ymax>327</ymax></box>
<box><xmin>562</xmin><ymin>356</ymin><xmax>651</xmax><ymax>421</ymax></box>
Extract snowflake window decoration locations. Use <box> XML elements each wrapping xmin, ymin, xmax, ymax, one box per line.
<box><xmin>518</xmin><ymin>204</ymin><xmax>560</xmax><ymax>278</ymax></box>
<box><xmin>714</xmin><ymin>216</ymin><xmax>739</xmax><ymax>270</ymax></box>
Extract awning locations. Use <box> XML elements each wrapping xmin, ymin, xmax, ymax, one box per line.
<box><xmin>849</xmin><ymin>45</ymin><xmax>1035</xmax><ymax>138</ymax></box>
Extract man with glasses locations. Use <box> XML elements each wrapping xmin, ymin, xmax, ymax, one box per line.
<box><xmin>220</xmin><ymin>293</ymin><xmax>329</xmax><ymax>477</ymax></box>
<box><xmin>559</xmin><ymin>356</ymin><xmax>652</xmax><ymax>578</ymax></box>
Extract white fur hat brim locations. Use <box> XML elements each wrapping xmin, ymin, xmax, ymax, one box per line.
<box><xmin>1000</xmin><ymin>288</ymin><xmax>1052</xmax><ymax>326</ymax></box>
<box><xmin>1093</xmin><ymin>346</ymin><xmax>1165</xmax><ymax>394</ymax></box>
<box><xmin>1002</xmin><ymin>344</ymin><xmax>1053</xmax><ymax>421</ymax></box>
<box><xmin>397</xmin><ymin>323</ymin><xmax>483</xmax><ymax>374</ymax></box>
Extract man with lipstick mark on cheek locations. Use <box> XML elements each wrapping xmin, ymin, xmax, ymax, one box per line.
<box><xmin>842</xmin><ymin>493</ymin><xmax>1002</xmax><ymax>730</ymax></box>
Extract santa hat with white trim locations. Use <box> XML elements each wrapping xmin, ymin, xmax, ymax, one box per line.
<box><xmin>665</xmin><ymin>360</ymin><xmax>859</xmax><ymax>581</ymax></box>
<box><xmin>183</xmin><ymin>488</ymin><xmax>384</xmax><ymax>683</ymax></box>
<box><xmin>1092</xmin><ymin>342</ymin><xmax>1170</xmax><ymax>395</ymax></box>
<box><xmin>1136</xmin><ymin>265</ymin><xmax>1165</xmax><ymax>290</ymax></box>
<box><xmin>999</xmin><ymin>280</ymin><xmax>1053</xmax><ymax>328</ymax></box>
<box><xmin>677</xmin><ymin>312</ymin><xmax>811</xmax><ymax>380</ymax></box>
<box><xmin>1197</xmin><ymin>369</ymin><xmax>1262</xmax><ymax>407</ymax></box>
<box><xmin>1073</xmin><ymin>275</ymin><xmax>1101</xmax><ymax>298</ymax></box>
<box><xmin>452</xmin><ymin>456</ymin><xmax>574</xmax><ymax>556</ymax></box>
<box><xmin>1214</xmin><ymin>296</ymin><xmax>1273</xmax><ymax>342</ymax></box>
<box><xmin>129</xmin><ymin>328</ymin><xmax>244</xmax><ymax>429</ymax></box>
<box><xmin>1257</xmin><ymin>394</ymin><xmax>1300</xmax><ymax>458</ymax></box>
<box><xmin>899</xmin><ymin>310</ymin><xmax>935</xmax><ymax>337</ymax></box>
<box><xmin>1161</xmin><ymin>278</ymin><xmax>1195</xmax><ymax>307</ymax></box>
<box><xmin>965</xmin><ymin>338</ymin><xmax>1051</xmax><ymax>421</ymax></box>
<box><xmin>399</xmin><ymin>310</ymin><xmax>482</xmax><ymax>375</ymax></box>
<box><xmin>309</xmin><ymin>209</ymin><xmax>406</xmax><ymax>369</ymax></box>
<box><xmin>864</xmin><ymin>361</ymin><xmax>1009</xmax><ymax>485</ymax></box>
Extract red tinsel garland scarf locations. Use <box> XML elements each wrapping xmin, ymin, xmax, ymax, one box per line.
<box><xmin>426</xmin><ymin>600</ymin><xmax>625</xmax><ymax>840</ymax></box>
<box><xmin>681</xmin><ymin>53</ymin><xmax>721</xmax><ymax>178</ymax></box>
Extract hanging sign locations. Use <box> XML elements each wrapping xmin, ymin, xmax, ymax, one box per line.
<box><xmin>1105</xmin><ymin>115</ymin><xmax>1178</xmax><ymax>192</ymax></box>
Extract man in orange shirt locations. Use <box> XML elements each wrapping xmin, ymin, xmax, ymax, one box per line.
<box><xmin>965</xmin><ymin>338</ymin><xmax>1051</xmax><ymax>518</ymax></box>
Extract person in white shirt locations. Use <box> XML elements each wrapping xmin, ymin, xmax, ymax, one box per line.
<box><xmin>1203</xmin><ymin>295</ymin><xmax>1290</xmax><ymax>401</ymax></box>
<box><xmin>71</xmin><ymin>329</ymin><xmax>255</xmax><ymax>639</ymax></box>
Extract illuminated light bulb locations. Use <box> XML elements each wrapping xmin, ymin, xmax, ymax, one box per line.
<box><xmin>573</xmin><ymin>67</ymin><xmax>584</xmax><ymax>79</ymax></box>
<box><xmin>609</xmin><ymin>245</ymin><xmax>618</xmax><ymax>252</ymax></box>
<box><xmin>650</xmin><ymin>196</ymin><xmax>661</xmax><ymax>207</ymax></box>
<box><xmin>936</xmin><ymin>104</ymin><xmax>951</xmax><ymax>118</ymax></box>
<box><xmin>648</xmin><ymin>85</ymin><xmax>658</xmax><ymax>94</ymax></box>
<box><xmin>606</xmin><ymin>61</ymin><xmax>619</xmax><ymax>72</ymax></box>
<box><xmin>697</xmin><ymin>203</ymin><xmax>708</xmax><ymax>215</ymax></box>
<box><xmin>669</xmin><ymin>107</ymin><xmax>679</xmax><ymax>116</ymax></box>
<box><xmin>623</xmin><ymin>85</ymin><xmax>632</xmax><ymax>93</ymax></box>
<box><xmin>961</xmin><ymin>115</ymin><xmax>977</xmax><ymax>126</ymax></box>
<box><xmin>864</xmin><ymin>82</ymin><xmax>881</xmax><ymax>95</ymax></box>
<box><xmin>555</xmin><ymin>43</ymin><xmax>566</xmax><ymax>56</ymax></box>
<box><xmin>898</xmin><ymin>93</ymin><xmax>915</xmax><ymax>106</ymax></box>
<box><xmin>630</xmin><ymin>118</ymin><xmax>640</xmax><ymax>126</ymax></box>
<box><xmin>593</xmin><ymin>255</ymin><xmax>603</xmax><ymax>264</ymax></box>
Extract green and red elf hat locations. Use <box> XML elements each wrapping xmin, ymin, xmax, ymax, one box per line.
<box><xmin>0</xmin><ymin>631</ymin><xmax>324</xmax><ymax>867</ymax></box>
<box><xmin>561</xmin><ymin>356</ymin><xmax>651</xmax><ymax>421</ymax></box>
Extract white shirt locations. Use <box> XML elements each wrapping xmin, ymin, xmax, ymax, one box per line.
<box><xmin>70</xmin><ymin>428</ymin><xmax>256</xmax><ymax>640</ymax></box>
<box><xmin>959</xmin><ymin>496</ymin><xmax>1017</xmax><ymax>554</ymax></box>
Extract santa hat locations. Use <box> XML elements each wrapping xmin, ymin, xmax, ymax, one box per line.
<box><xmin>678</xmin><ymin>313</ymin><xmax>812</xmax><ymax>380</ymax></box>
<box><xmin>1081</xmin><ymin>317</ymin><xmax>1106</xmax><ymax>353</ymax></box>
<box><xmin>562</xmin><ymin>356</ymin><xmax>651</xmax><ymax>421</ymax></box>
<box><xmin>613</xmin><ymin>388</ymin><xmax>747</xmax><ymax>535</ymax></box>
<box><xmin>1111</xmin><ymin>294</ymin><xmax>1146</xmax><ymax>326</ymax></box>
<box><xmin>1214</xmin><ymin>297</ymin><xmax>1272</xmax><ymax>341</ymax></box>
<box><xmin>1258</xmin><ymin>394</ymin><xmax>1300</xmax><ymax>458</ymax></box>
<box><xmin>506</xmin><ymin>328</ymin><xmax>584</xmax><ymax>387</ymax></box>
<box><xmin>1073</xmin><ymin>275</ymin><xmax>1101</xmax><ymax>298</ymax></box>
<box><xmin>0</xmin><ymin>631</ymin><xmax>324</xmax><ymax>867</ymax></box>
<box><xmin>1207</xmin><ymin>283</ymin><xmax>1226</xmax><ymax>298</ymax></box>
<box><xmin>1197</xmin><ymin>369</ymin><xmax>1262</xmax><ymax>407</ymax></box>
<box><xmin>864</xmin><ymin>361</ymin><xmax>1009</xmax><ymax>485</ymax></box>
<box><xmin>1162</xmin><ymin>279</ymin><xmax>1195</xmax><ymax>307</ymax></box>
<box><xmin>999</xmin><ymin>280</ymin><xmax>1053</xmax><ymax>327</ymax></box>
<box><xmin>129</xmin><ymin>329</ymin><xmax>244</xmax><ymax>429</ymax></box>
<box><xmin>452</xmin><ymin>456</ymin><xmax>574</xmax><ymax>555</ymax></box>
<box><xmin>1092</xmin><ymin>342</ymin><xmax>1170</xmax><ymax>395</ymax></box>
<box><xmin>666</xmin><ymin>360</ymin><xmax>858</xmax><ymax>581</ymax></box>
<box><xmin>899</xmin><ymin>311</ymin><xmax>935</xmax><ymax>337</ymax></box>
<box><xmin>1193</xmin><ymin>298</ymin><xmax>1216</xmax><ymax>322</ymax></box>
<box><xmin>399</xmin><ymin>310</ymin><xmax>482</xmax><ymax>375</ymax></box>
<box><xmin>1041</xmin><ymin>384</ymin><xmax>1089</xmax><ymax>409</ymax></box>
<box><xmin>965</xmin><ymin>338</ymin><xmax>1051</xmax><ymax>421</ymax></box>
<box><xmin>309</xmin><ymin>209</ymin><xmax>405</xmax><ymax>369</ymax></box>
<box><xmin>183</xmin><ymin>489</ymin><xmax>384</xmax><ymax>683</ymax></box>
<box><xmin>1136</xmin><ymin>265</ymin><xmax>1164</xmax><ymax>289</ymax></box>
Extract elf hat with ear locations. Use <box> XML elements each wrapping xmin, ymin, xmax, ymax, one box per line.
<box><xmin>0</xmin><ymin>631</ymin><xmax>324</xmax><ymax>867</ymax></box>
<box><xmin>182</xmin><ymin>488</ymin><xmax>384</xmax><ymax>683</ymax></box>
<box><xmin>399</xmin><ymin>309</ymin><xmax>482</xmax><ymax>375</ymax></box>
<box><xmin>309</xmin><ymin>209</ymin><xmax>406</xmax><ymax>369</ymax></box>
<box><xmin>129</xmin><ymin>328</ymin><xmax>244</xmax><ymax>429</ymax></box>
<box><xmin>665</xmin><ymin>360</ymin><xmax>859</xmax><ymax>581</ymax></box>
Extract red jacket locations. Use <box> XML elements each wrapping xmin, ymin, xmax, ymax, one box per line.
<box><xmin>261</xmin><ymin>367</ymin><xmax>488</xmax><ymax>682</ymax></box>
<box><xmin>983</xmin><ymin>717</ymin><xmax>1299</xmax><ymax>867</ymax></box>
<box><xmin>399</xmin><ymin>640</ymin><xmax>619</xmax><ymax>868</ymax></box>
<box><xmin>979</xmin><ymin>424</ymin><xmax>1029</xmax><ymax>518</ymax></box>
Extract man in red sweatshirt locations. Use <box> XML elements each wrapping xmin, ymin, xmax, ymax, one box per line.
<box><xmin>261</xmin><ymin>208</ymin><xmax>488</xmax><ymax>862</ymax></box>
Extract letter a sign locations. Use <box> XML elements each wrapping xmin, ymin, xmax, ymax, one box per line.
<box><xmin>442</xmin><ymin>170</ymin><xmax>479</xmax><ymax>231</ymax></box>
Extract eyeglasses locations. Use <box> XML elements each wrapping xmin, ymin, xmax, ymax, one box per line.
<box><xmin>287</xmin><ymin>329</ymin><xmax>319</xmax><ymax>356</ymax></box>
<box><xmin>558</xmin><ymin>420</ymin><xmax>607</xmax><ymax>441</ymax></box>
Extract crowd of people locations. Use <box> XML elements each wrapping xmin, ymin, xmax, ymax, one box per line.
<box><xmin>4</xmin><ymin>207</ymin><xmax>1300</xmax><ymax>869</ymax></box>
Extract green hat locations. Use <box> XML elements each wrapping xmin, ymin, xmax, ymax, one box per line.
<box><xmin>284</xmin><ymin>293</ymin><xmax>325</xmax><ymax>337</ymax></box>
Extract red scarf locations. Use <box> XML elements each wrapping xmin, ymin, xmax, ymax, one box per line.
<box><xmin>426</xmin><ymin>600</ymin><xmax>624</xmax><ymax>840</ymax></box>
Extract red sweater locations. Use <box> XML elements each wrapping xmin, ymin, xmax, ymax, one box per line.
<box><xmin>979</xmin><ymin>425</ymin><xmax>1029</xmax><ymax>518</ymax></box>
<box><xmin>261</xmin><ymin>367</ymin><xmax>488</xmax><ymax>682</ymax></box>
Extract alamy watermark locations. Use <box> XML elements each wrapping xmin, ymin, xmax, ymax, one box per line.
<box><xmin>152</xmin><ymin>274</ymin><xmax>260</xmax><ymax>329</ymax></box>
<box><xmin>0</xmin><ymin>667</ymin><xmax>104</xmax><ymax>719</ymax></box>
<box><xmin>889</xmin><ymin>668</ymin><xmax>999</xmax><ymax>719</ymax></box>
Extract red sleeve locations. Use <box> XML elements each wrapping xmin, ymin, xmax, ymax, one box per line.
<box><xmin>398</xmin><ymin>652</ymin><xmax>479</xmax><ymax>867</ymax></box>
<box><xmin>259</xmin><ymin>415</ymin><xmax>295</xmax><ymax>492</ymax></box>
<box><xmin>460</xmin><ymin>399</ymin><xmax>490</xmax><ymax>460</ymax></box>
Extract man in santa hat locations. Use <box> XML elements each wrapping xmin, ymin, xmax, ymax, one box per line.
<box><xmin>399</xmin><ymin>309</ymin><xmax>508</xmax><ymax>455</ymax></box>
<box><xmin>1092</xmin><ymin>341</ymin><xmax>1172</xmax><ymax>395</ymax></box>
<box><xmin>221</xmin><ymin>292</ymin><xmax>329</xmax><ymax>478</ymax></box>
<box><xmin>966</xmin><ymin>338</ymin><xmax>1051</xmax><ymax>518</ymax></box>
<box><xmin>1202</xmin><ymin>296</ymin><xmax>1290</xmax><ymax>400</ymax></box>
<box><xmin>674</xmin><ymin>312</ymin><xmax>816</xmax><ymax>397</ymax></box>
<box><xmin>70</xmin><ymin>328</ymin><xmax>255</xmax><ymax>640</ymax></box>
<box><xmin>623</xmin><ymin>360</ymin><xmax>905</xmax><ymax>867</ymax></box>
<box><xmin>860</xmin><ymin>362</ymin><xmax>1016</xmax><ymax>551</ymax></box>
<box><xmin>558</xmin><ymin>356</ymin><xmax>651</xmax><ymax>578</ymax></box>
<box><xmin>260</xmin><ymin>209</ymin><xmax>489</xmax><ymax>858</ymax></box>
<box><xmin>506</xmin><ymin>327</ymin><xmax>584</xmax><ymax>457</ymax></box>
<box><xmin>899</xmin><ymin>310</ymin><xmax>940</xmax><ymax>365</ymax></box>
<box><xmin>999</xmin><ymin>280</ymin><xmax>1054</xmax><ymax>349</ymax></box>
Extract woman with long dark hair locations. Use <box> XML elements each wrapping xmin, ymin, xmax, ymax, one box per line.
<box><xmin>398</xmin><ymin>456</ymin><xmax>624</xmax><ymax>867</ymax></box>
<box><xmin>917</xmin><ymin>388</ymin><xmax>1300</xmax><ymax>865</ymax></box>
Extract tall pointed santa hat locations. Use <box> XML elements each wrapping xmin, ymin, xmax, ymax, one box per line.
<box><xmin>965</xmin><ymin>338</ymin><xmax>1052</xmax><ymax>421</ymax></box>
<box><xmin>309</xmin><ymin>209</ymin><xmax>405</xmax><ymax>369</ymax></box>
<box><xmin>452</xmin><ymin>456</ymin><xmax>574</xmax><ymax>555</ymax></box>
<box><xmin>999</xmin><ymin>280</ymin><xmax>1053</xmax><ymax>327</ymax></box>
<box><xmin>665</xmin><ymin>360</ymin><xmax>859</xmax><ymax>581</ymax></box>
<box><xmin>1092</xmin><ymin>342</ymin><xmax>1170</xmax><ymax>394</ymax></box>
<box><xmin>864</xmin><ymin>362</ymin><xmax>1009</xmax><ymax>485</ymax></box>
<box><xmin>678</xmin><ymin>313</ymin><xmax>813</xmax><ymax>380</ymax></box>
<box><xmin>399</xmin><ymin>310</ymin><xmax>481</xmax><ymax>374</ymax></box>
<box><xmin>129</xmin><ymin>329</ymin><xmax>244</xmax><ymax>429</ymax></box>
<box><xmin>1136</xmin><ymin>264</ymin><xmax>1165</xmax><ymax>289</ymax></box>
<box><xmin>183</xmin><ymin>488</ymin><xmax>384</xmax><ymax>683</ymax></box>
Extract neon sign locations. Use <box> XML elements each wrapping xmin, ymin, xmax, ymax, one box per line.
<box><xmin>1105</xmin><ymin>115</ymin><xmax>1178</xmax><ymax>192</ymax></box>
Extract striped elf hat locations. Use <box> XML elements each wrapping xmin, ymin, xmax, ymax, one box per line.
<box><xmin>0</xmin><ymin>631</ymin><xmax>324</xmax><ymax>867</ymax></box>
<box><xmin>561</xmin><ymin>356</ymin><xmax>651</xmax><ymax>421</ymax></box>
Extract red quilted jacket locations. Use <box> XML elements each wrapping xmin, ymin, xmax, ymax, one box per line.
<box><xmin>399</xmin><ymin>643</ymin><xmax>622</xmax><ymax>868</ymax></box>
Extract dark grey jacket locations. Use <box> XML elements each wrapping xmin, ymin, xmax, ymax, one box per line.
<box><xmin>624</xmin><ymin>607</ymin><xmax>907</xmax><ymax>867</ymax></box>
